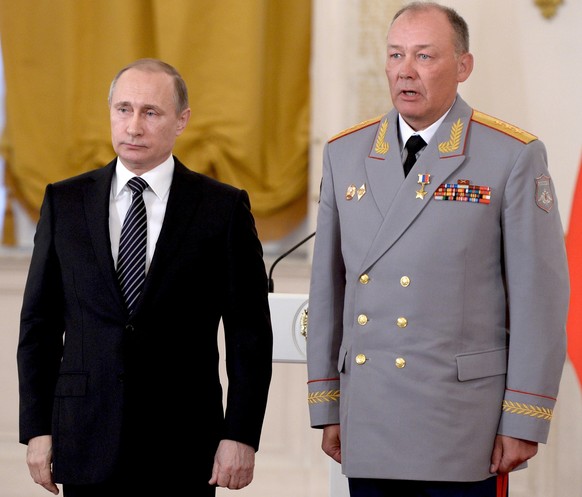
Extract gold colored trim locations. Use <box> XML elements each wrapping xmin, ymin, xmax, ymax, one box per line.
<box><xmin>308</xmin><ymin>389</ymin><xmax>341</xmax><ymax>404</ymax></box>
<box><xmin>329</xmin><ymin>115</ymin><xmax>383</xmax><ymax>143</ymax></box>
<box><xmin>472</xmin><ymin>110</ymin><xmax>537</xmax><ymax>144</ymax></box>
<box><xmin>502</xmin><ymin>400</ymin><xmax>553</xmax><ymax>421</ymax></box>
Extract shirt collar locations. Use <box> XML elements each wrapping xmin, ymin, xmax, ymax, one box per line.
<box><xmin>398</xmin><ymin>101</ymin><xmax>455</xmax><ymax>148</ymax></box>
<box><xmin>113</xmin><ymin>155</ymin><xmax>174</xmax><ymax>200</ymax></box>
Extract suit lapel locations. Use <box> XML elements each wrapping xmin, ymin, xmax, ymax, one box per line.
<box><xmin>81</xmin><ymin>158</ymin><xmax>205</xmax><ymax>315</ymax></box>
<box><xmin>137</xmin><ymin>160</ymin><xmax>203</xmax><ymax>302</ymax></box>
<box><xmin>83</xmin><ymin>161</ymin><xmax>126</xmax><ymax>309</ymax></box>
<box><xmin>360</xmin><ymin>97</ymin><xmax>474</xmax><ymax>273</ymax></box>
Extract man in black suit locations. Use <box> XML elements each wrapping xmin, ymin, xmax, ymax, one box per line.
<box><xmin>17</xmin><ymin>58</ymin><xmax>273</xmax><ymax>496</ymax></box>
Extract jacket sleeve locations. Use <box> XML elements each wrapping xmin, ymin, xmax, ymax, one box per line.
<box><xmin>497</xmin><ymin>138</ymin><xmax>569</xmax><ymax>443</ymax></box>
<box><xmin>221</xmin><ymin>189</ymin><xmax>273</xmax><ymax>451</ymax></box>
<box><xmin>306</xmin><ymin>142</ymin><xmax>345</xmax><ymax>428</ymax></box>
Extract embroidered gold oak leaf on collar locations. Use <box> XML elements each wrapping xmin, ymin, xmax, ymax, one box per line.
<box><xmin>438</xmin><ymin>118</ymin><xmax>463</xmax><ymax>153</ymax></box>
<box><xmin>374</xmin><ymin>119</ymin><xmax>389</xmax><ymax>155</ymax></box>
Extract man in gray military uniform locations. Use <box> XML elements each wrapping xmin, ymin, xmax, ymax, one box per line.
<box><xmin>306</xmin><ymin>3</ymin><xmax>569</xmax><ymax>496</ymax></box>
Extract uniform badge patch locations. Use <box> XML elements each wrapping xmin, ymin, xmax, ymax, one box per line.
<box><xmin>535</xmin><ymin>174</ymin><xmax>554</xmax><ymax>212</ymax></box>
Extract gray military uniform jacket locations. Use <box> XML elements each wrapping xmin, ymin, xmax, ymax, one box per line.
<box><xmin>306</xmin><ymin>95</ymin><xmax>569</xmax><ymax>481</ymax></box>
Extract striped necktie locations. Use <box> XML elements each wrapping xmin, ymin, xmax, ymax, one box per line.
<box><xmin>117</xmin><ymin>176</ymin><xmax>148</xmax><ymax>313</ymax></box>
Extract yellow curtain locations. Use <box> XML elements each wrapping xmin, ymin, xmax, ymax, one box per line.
<box><xmin>0</xmin><ymin>0</ymin><xmax>311</xmax><ymax>244</ymax></box>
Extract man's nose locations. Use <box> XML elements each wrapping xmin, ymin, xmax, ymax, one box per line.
<box><xmin>398</xmin><ymin>57</ymin><xmax>415</xmax><ymax>78</ymax></box>
<box><xmin>127</xmin><ymin>114</ymin><xmax>143</xmax><ymax>135</ymax></box>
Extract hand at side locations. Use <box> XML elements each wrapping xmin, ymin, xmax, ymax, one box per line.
<box><xmin>490</xmin><ymin>434</ymin><xmax>538</xmax><ymax>474</ymax></box>
<box><xmin>26</xmin><ymin>435</ymin><xmax>59</xmax><ymax>494</ymax></box>
<box><xmin>208</xmin><ymin>439</ymin><xmax>256</xmax><ymax>489</ymax></box>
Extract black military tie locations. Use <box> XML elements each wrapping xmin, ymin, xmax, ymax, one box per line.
<box><xmin>403</xmin><ymin>135</ymin><xmax>426</xmax><ymax>177</ymax></box>
<box><xmin>117</xmin><ymin>176</ymin><xmax>148</xmax><ymax>313</ymax></box>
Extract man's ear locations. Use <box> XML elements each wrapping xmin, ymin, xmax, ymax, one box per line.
<box><xmin>176</xmin><ymin>108</ymin><xmax>191</xmax><ymax>135</ymax></box>
<box><xmin>457</xmin><ymin>52</ymin><xmax>474</xmax><ymax>83</ymax></box>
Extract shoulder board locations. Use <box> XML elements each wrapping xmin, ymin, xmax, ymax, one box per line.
<box><xmin>471</xmin><ymin>110</ymin><xmax>537</xmax><ymax>144</ymax></box>
<box><xmin>329</xmin><ymin>115</ymin><xmax>383</xmax><ymax>143</ymax></box>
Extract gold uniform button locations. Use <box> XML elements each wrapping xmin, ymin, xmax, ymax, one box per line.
<box><xmin>355</xmin><ymin>354</ymin><xmax>367</xmax><ymax>365</ymax></box>
<box><xmin>357</xmin><ymin>314</ymin><xmax>369</xmax><ymax>325</ymax></box>
<box><xmin>396</xmin><ymin>317</ymin><xmax>408</xmax><ymax>328</ymax></box>
<box><xmin>395</xmin><ymin>357</ymin><xmax>406</xmax><ymax>368</ymax></box>
<box><xmin>359</xmin><ymin>274</ymin><xmax>370</xmax><ymax>284</ymax></box>
<box><xmin>400</xmin><ymin>276</ymin><xmax>410</xmax><ymax>287</ymax></box>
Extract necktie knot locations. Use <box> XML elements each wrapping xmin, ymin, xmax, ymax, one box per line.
<box><xmin>405</xmin><ymin>135</ymin><xmax>426</xmax><ymax>156</ymax></box>
<box><xmin>403</xmin><ymin>135</ymin><xmax>426</xmax><ymax>176</ymax></box>
<box><xmin>127</xmin><ymin>176</ymin><xmax>148</xmax><ymax>195</ymax></box>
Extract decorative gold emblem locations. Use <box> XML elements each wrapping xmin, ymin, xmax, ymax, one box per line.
<box><xmin>308</xmin><ymin>389</ymin><xmax>341</xmax><ymax>404</ymax></box>
<box><xmin>292</xmin><ymin>298</ymin><xmax>309</xmax><ymax>359</ymax></box>
<box><xmin>346</xmin><ymin>184</ymin><xmax>356</xmax><ymax>200</ymax></box>
<box><xmin>357</xmin><ymin>184</ymin><xmax>366</xmax><ymax>200</ymax></box>
<box><xmin>438</xmin><ymin>118</ymin><xmax>463</xmax><ymax>153</ymax></box>
<box><xmin>502</xmin><ymin>400</ymin><xmax>553</xmax><ymax>421</ymax></box>
<box><xmin>416</xmin><ymin>173</ymin><xmax>431</xmax><ymax>199</ymax></box>
<box><xmin>374</xmin><ymin>119</ymin><xmax>389</xmax><ymax>155</ymax></box>
<box><xmin>299</xmin><ymin>307</ymin><xmax>308</xmax><ymax>340</ymax></box>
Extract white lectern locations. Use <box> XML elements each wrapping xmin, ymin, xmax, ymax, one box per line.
<box><xmin>268</xmin><ymin>293</ymin><xmax>349</xmax><ymax>497</ymax></box>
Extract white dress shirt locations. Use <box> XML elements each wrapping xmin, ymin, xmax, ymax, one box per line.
<box><xmin>110</xmin><ymin>156</ymin><xmax>174</xmax><ymax>273</ymax></box>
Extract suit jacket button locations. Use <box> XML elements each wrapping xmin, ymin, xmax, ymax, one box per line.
<box><xmin>395</xmin><ymin>357</ymin><xmax>406</xmax><ymax>368</ymax></box>
<box><xmin>396</xmin><ymin>317</ymin><xmax>408</xmax><ymax>328</ymax></box>
<box><xmin>355</xmin><ymin>354</ymin><xmax>367</xmax><ymax>365</ymax></box>
<box><xmin>359</xmin><ymin>274</ymin><xmax>370</xmax><ymax>284</ymax></box>
<box><xmin>400</xmin><ymin>276</ymin><xmax>410</xmax><ymax>287</ymax></box>
<box><xmin>125</xmin><ymin>324</ymin><xmax>135</xmax><ymax>333</ymax></box>
<box><xmin>357</xmin><ymin>314</ymin><xmax>369</xmax><ymax>325</ymax></box>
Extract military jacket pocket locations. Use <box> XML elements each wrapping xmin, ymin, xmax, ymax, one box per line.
<box><xmin>456</xmin><ymin>347</ymin><xmax>508</xmax><ymax>381</ymax></box>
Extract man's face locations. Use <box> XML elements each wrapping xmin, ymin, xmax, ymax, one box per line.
<box><xmin>385</xmin><ymin>8</ymin><xmax>473</xmax><ymax>131</ymax></box>
<box><xmin>109</xmin><ymin>68</ymin><xmax>190</xmax><ymax>173</ymax></box>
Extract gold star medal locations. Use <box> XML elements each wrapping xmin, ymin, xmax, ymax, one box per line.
<box><xmin>416</xmin><ymin>174</ymin><xmax>431</xmax><ymax>199</ymax></box>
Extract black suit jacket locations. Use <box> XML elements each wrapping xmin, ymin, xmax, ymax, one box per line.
<box><xmin>18</xmin><ymin>158</ymin><xmax>273</xmax><ymax>485</ymax></box>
